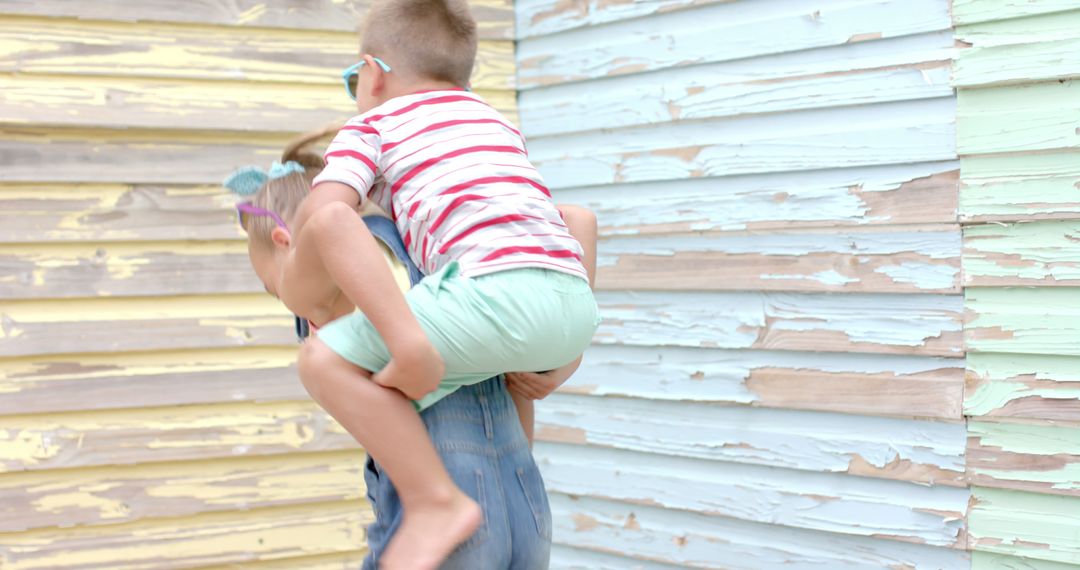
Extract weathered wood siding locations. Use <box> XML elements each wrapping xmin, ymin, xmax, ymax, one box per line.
<box><xmin>955</xmin><ymin>4</ymin><xmax>1080</xmax><ymax>568</ymax></box>
<box><xmin>0</xmin><ymin>2</ymin><xmax>515</xmax><ymax>567</ymax></box>
<box><xmin>517</xmin><ymin>0</ymin><xmax>970</xmax><ymax>566</ymax></box>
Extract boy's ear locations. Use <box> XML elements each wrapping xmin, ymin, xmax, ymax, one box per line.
<box><xmin>363</xmin><ymin>54</ymin><xmax>386</xmax><ymax>96</ymax></box>
<box><xmin>270</xmin><ymin>226</ymin><xmax>291</xmax><ymax>248</ymax></box>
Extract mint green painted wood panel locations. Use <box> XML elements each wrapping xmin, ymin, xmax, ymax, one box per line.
<box><xmin>966</xmin><ymin>288</ymin><xmax>1080</xmax><ymax>357</ymax></box>
<box><xmin>968</xmin><ymin>420</ymin><xmax>1080</xmax><ymax>497</ymax></box>
<box><xmin>969</xmin><ymin>487</ymin><xmax>1080</xmax><ymax>565</ymax></box>
<box><xmin>954</xmin><ymin>9</ymin><xmax>1080</xmax><ymax>87</ymax></box>
<box><xmin>959</xmin><ymin>153</ymin><xmax>1080</xmax><ymax>222</ymax></box>
<box><xmin>966</xmin><ymin>353</ymin><xmax>1080</xmax><ymax>421</ymax></box>
<box><xmin>957</xmin><ymin>80</ymin><xmax>1080</xmax><ymax>155</ymax></box>
<box><xmin>953</xmin><ymin>0</ymin><xmax>1080</xmax><ymax>25</ymax></box>
<box><xmin>974</xmin><ymin>551</ymin><xmax>1080</xmax><ymax>570</ymax></box>
<box><xmin>964</xmin><ymin>220</ymin><xmax>1080</xmax><ymax>286</ymax></box>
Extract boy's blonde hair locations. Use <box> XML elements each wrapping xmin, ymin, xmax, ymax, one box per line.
<box><xmin>361</xmin><ymin>0</ymin><xmax>477</xmax><ymax>87</ymax></box>
<box><xmin>241</xmin><ymin>124</ymin><xmax>339</xmax><ymax>248</ymax></box>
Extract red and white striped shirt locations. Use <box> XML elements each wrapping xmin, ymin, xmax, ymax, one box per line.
<box><xmin>313</xmin><ymin>89</ymin><xmax>587</xmax><ymax>281</ymax></box>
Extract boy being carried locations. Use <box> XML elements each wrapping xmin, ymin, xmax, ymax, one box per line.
<box><xmin>257</xmin><ymin>0</ymin><xmax>598</xmax><ymax>568</ymax></box>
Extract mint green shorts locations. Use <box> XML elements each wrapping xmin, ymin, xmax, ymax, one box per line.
<box><xmin>316</xmin><ymin>262</ymin><xmax>599</xmax><ymax>410</ymax></box>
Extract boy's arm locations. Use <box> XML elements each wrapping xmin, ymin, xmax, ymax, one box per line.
<box><xmin>556</xmin><ymin>204</ymin><xmax>597</xmax><ymax>288</ymax></box>
<box><xmin>285</xmin><ymin>202</ymin><xmax>443</xmax><ymax>399</ymax></box>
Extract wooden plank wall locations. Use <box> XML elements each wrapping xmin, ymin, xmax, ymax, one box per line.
<box><xmin>953</xmin><ymin>2</ymin><xmax>1080</xmax><ymax>568</ymax></box>
<box><xmin>0</xmin><ymin>2</ymin><xmax>515</xmax><ymax>568</ymax></box>
<box><xmin>516</xmin><ymin>0</ymin><xmax>972</xmax><ymax>567</ymax></box>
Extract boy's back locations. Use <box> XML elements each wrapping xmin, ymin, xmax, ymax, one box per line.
<box><xmin>314</xmin><ymin>90</ymin><xmax>588</xmax><ymax>281</ymax></box>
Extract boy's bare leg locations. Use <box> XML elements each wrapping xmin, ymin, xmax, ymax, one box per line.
<box><xmin>298</xmin><ymin>339</ymin><xmax>481</xmax><ymax>570</ymax></box>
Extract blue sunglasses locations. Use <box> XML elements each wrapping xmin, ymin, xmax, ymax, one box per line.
<box><xmin>342</xmin><ymin>57</ymin><xmax>392</xmax><ymax>101</ymax></box>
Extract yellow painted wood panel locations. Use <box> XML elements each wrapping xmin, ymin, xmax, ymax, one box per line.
<box><xmin>0</xmin><ymin>0</ymin><xmax>514</xmax><ymax>38</ymax></box>
<box><xmin>0</xmin><ymin>348</ymin><xmax>302</xmax><ymax>415</ymax></box>
<box><xmin>0</xmin><ymin>74</ymin><xmax>516</xmax><ymax>132</ymax></box>
<box><xmin>0</xmin><ymin>16</ymin><xmax>515</xmax><ymax>89</ymax></box>
<box><xmin>0</xmin><ymin>184</ymin><xmax>242</xmax><ymax>244</ymax></box>
<box><xmin>0</xmin><ymin>0</ymin><xmax>520</xmax><ymax>565</ymax></box>
<box><xmin>0</xmin><ymin>501</ymin><xmax>370</xmax><ymax>570</ymax></box>
<box><xmin>0</xmin><ymin>451</ymin><xmax>364</xmax><ymax>532</ymax></box>
<box><xmin>0</xmin><ymin>401</ymin><xmax>355</xmax><ymax>473</ymax></box>
<box><xmin>1</xmin><ymin>295</ymin><xmax>296</xmax><ymax>357</ymax></box>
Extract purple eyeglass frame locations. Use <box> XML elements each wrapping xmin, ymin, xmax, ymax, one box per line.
<box><xmin>236</xmin><ymin>202</ymin><xmax>289</xmax><ymax>231</ymax></box>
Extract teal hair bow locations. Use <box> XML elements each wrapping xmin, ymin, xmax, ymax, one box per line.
<box><xmin>223</xmin><ymin>161</ymin><xmax>306</xmax><ymax>196</ymax></box>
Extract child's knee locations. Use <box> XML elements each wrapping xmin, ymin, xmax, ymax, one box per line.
<box><xmin>297</xmin><ymin>340</ymin><xmax>360</xmax><ymax>398</ymax></box>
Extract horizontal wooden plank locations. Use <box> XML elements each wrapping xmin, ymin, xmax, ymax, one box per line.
<box><xmin>966</xmin><ymin>288</ymin><xmax>1080</xmax><ymax>357</ymax></box>
<box><xmin>968</xmin><ymin>419</ymin><xmax>1080</xmax><ymax>497</ymax></box>
<box><xmin>568</xmin><ymin>345</ymin><xmax>964</xmax><ymax>420</ymax></box>
<box><xmin>0</xmin><ymin>500</ymin><xmax>369</xmax><ymax>570</ymax></box>
<box><xmin>557</xmin><ymin>163</ymin><xmax>958</xmax><ymax>237</ymax></box>
<box><xmin>0</xmin><ymin>401</ymin><xmax>354</xmax><ymax>473</ymax></box>
<box><xmin>0</xmin><ymin>17</ymin><xmax>515</xmax><ymax>89</ymax></box>
<box><xmin>954</xmin><ymin>10</ymin><xmax>1080</xmax><ymax>87</ymax></box>
<box><xmin>538</xmin><ymin>388</ymin><xmax>966</xmax><ymax>484</ymax></box>
<box><xmin>548</xmin><ymin>494</ymin><xmax>970</xmax><ymax>570</ymax></box>
<box><xmin>953</xmin><ymin>0</ymin><xmax>1080</xmax><ymax>26</ymax></box>
<box><xmin>0</xmin><ymin>184</ymin><xmax>242</xmax><ymax>244</ymax></box>
<box><xmin>530</xmin><ymin>99</ymin><xmax>956</xmax><ymax>189</ymax></box>
<box><xmin>0</xmin><ymin>241</ymin><xmax>261</xmax><ymax>300</ymax></box>
<box><xmin>550</xmin><ymin>544</ymin><xmax>684</xmax><ymax>570</ymax></box>
<box><xmin>973</xmin><ymin>551</ymin><xmax>1080</xmax><ymax>570</ymax></box>
<box><xmin>969</xmin><ymin>487</ymin><xmax>1080</xmax><ymax>565</ymax></box>
<box><xmin>0</xmin><ymin>348</ymin><xmax>303</xmax><ymax>416</ymax></box>
<box><xmin>0</xmin><ymin>450</ymin><xmax>363</xmax><ymax>532</ymax></box>
<box><xmin>0</xmin><ymin>295</ymin><xmax>295</xmax><ymax>358</ymax></box>
<box><xmin>0</xmin><ymin>74</ymin><xmax>515</xmax><ymax>132</ymax></box>
<box><xmin>520</xmin><ymin>32</ymin><xmax>953</xmax><ymax>137</ymax></box>
<box><xmin>964</xmin><ymin>220</ymin><xmax>1080</xmax><ymax>287</ymax></box>
<box><xmin>536</xmin><ymin>443</ymin><xmax>969</xmax><ymax>547</ymax></box>
<box><xmin>517</xmin><ymin>0</ymin><xmax>951</xmax><ymax>89</ymax></box>
<box><xmin>595</xmin><ymin>291</ymin><xmax>964</xmax><ymax>356</ymax></box>
<box><xmin>198</xmin><ymin>551</ymin><xmax>367</xmax><ymax>570</ymax></box>
<box><xmin>958</xmin><ymin>80</ymin><xmax>1080</xmax><ymax>156</ymax></box>
<box><xmin>0</xmin><ymin>0</ymin><xmax>513</xmax><ymax>39</ymax></box>
<box><xmin>959</xmin><ymin>152</ymin><xmax>1080</xmax><ymax>222</ymax></box>
<box><xmin>596</xmin><ymin>225</ymin><xmax>961</xmax><ymax>294</ymax></box>
<box><xmin>966</xmin><ymin>353</ymin><xmax>1080</xmax><ymax>421</ymax></box>
<box><xmin>0</xmin><ymin>128</ymin><xmax>289</xmax><ymax>184</ymax></box>
<box><xmin>515</xmin><ymin>0</ymin><xmax>728</xmax><ymax>38</ymax></box>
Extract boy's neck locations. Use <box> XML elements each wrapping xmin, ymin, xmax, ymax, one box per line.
<box><xmin>382</xmin><ymin>77</ymin><xmax>465</xmax><ymax>102</ymax></box>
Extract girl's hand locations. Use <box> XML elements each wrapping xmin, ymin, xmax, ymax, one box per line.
<box><xmin>505</xmin><ymin>370</ymin><xmax>564</xmax><ymax>401</ymax></box>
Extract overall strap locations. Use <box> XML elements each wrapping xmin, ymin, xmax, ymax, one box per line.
<box><xmin>294</xmin><ymin>215</ymin><xmax>424</xmax><ymax>341</ymax></box>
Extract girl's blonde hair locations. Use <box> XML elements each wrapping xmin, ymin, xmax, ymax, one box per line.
<box><xmin>241</xmin><ymin>123</ymin><xmax>342</xmax><ymax>248</ymax></box>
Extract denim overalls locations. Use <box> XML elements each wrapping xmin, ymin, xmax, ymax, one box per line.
<box><xmin>297</xmin><ymin>216</ymin><xmax>552</xmax><ymax>569</ymax></box>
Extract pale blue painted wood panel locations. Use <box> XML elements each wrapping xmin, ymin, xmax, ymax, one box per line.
<box><xmin>537</xmin><ymin>392</ymin><xmax>966</xmax><ymax>482</ymax></box>
<box><xmin>518</xmin><ymin>0</ymin><xmax>952</xmax><ymax>88</ymax></box>
<box><xmin>537</xmin><ymin>443</ymin><xmax>970</xmax><ymax>546</ymax></box>
<box><xmin>549</xmin><ymin>494</ymin><xmax>971</xmax><ymax>569</ymax></box>
<box><xmin>560</xmin><ymin>162</ymin><xmax>958</xmax><ymax>236</ymax></box>
<box><xmin>521</xmin><ymin>31</ymin><xmax>953</xmax><ymax>137</ymax></box>
<box><xmin>533</xmin><ymin>99</ymin><xmax>956</xmax><ymax>190</ymax></box>
<box><xmin>597</xmin><ymin>225</ymin><xmax>960</xmax><ymax>293</ymax></box>
<box><xmin>565</xmin><ymin>346</ymin><xmax>964</xmax><ymax>419</ymax></box>
<box><xmin>587</xmin><ymin>163</ymin><xmax>958</xmax><ymax>234</ymax></box>
<box><xmin>594</xmin><ymin>291</ymin><xmax>963</xmax><ymax>356</ymax></box>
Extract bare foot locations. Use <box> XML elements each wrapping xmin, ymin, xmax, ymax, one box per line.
<box><xmin>379</xmin><ymin>493</ymin><xmax>482</xmax><ymax>570</ymax></box>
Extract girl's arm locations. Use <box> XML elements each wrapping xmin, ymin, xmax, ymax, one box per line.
<box><xmin>507</xmin><ymin>204</ymin><xmax>598</xmax><ymax>443</ymax></box>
